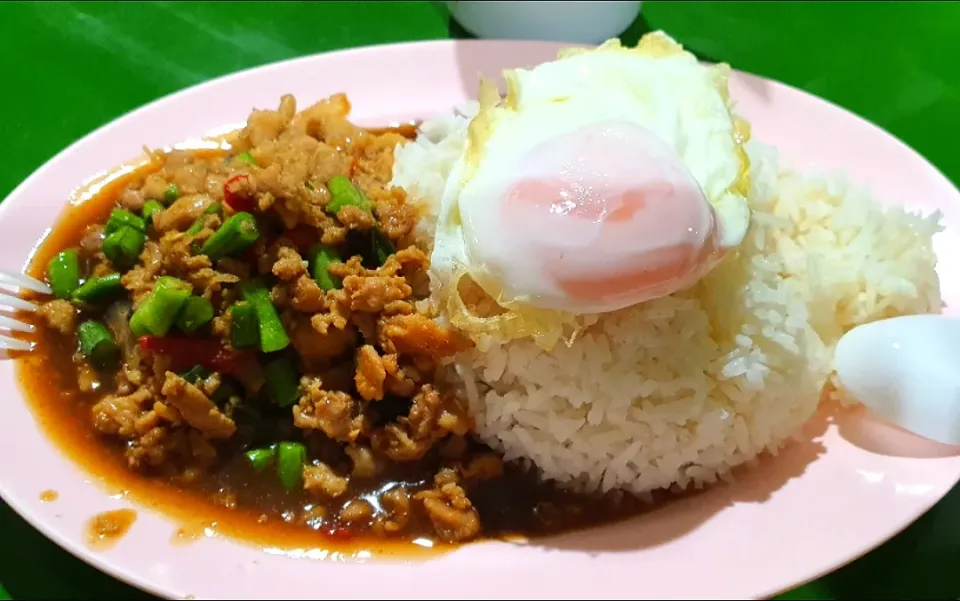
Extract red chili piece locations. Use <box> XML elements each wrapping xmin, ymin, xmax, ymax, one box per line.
<box><xmin>138</xmin><ymin>335</ymin><xmax>255</xmax><ymax>375</ymax></box>
<box><xmin>324</xmin><ymin>526</ymin><xmax>354</xmax><ymax>542</ymax></box>
<box><xmin>223</xmin><ymin>174</ymin><xmax>255</xmax><ymax>212</ymax></box>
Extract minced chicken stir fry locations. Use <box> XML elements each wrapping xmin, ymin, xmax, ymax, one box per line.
<box><xmin>30</xmin><ymin>94</ymin><xmax>641</xmax><ymax>545</ymax></box>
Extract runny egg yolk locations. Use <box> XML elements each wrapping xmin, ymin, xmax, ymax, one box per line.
<box><xmin>468</xmin><ymin>121</ymin><xmax>720</xmax><ymax>314</ymax></box>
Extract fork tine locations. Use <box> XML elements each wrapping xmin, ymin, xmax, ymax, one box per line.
<box><xmin>0</xmin><ymin>334</ymin><xmax>32</xmax><ymax>352</ymax></box>
<box><xmin>0</xmin><ymin>292</ymin><xmax>38</xmax><ymax>312</ymax></box>
<box><xmin>0</xmin><ymin>315</ymin><xmax>34</xmax><ymax>333</ymax></box>
<box><xmin>0</xmin><ymin>271</ymin><xmax>52</xmax><ymax>295</ymax></box>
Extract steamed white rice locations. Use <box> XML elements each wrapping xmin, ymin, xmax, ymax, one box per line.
<box><xmin>391</xmin><ymin>109</ymin><xmax>942</xmax><ymax>496</ymax></box>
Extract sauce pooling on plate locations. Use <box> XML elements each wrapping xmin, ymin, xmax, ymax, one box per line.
<box><xmin>84</xmin><ymin>508</ymin><xmax>137</xmax><ymax>551</ymax></box>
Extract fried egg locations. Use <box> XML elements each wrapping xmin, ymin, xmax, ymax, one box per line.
<box><xmin>430</xmin><ymin>32</ymin><xmax>752</xmax><ymax>349</ymax></box>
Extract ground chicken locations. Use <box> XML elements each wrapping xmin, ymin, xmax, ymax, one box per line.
<box><xmin>160</xmin><ymin>372</ymin><xmax>236</xmax><ymax>439</ymax></box>
<box><xmin>355</xmin><ymin>344</ymin><xmax>386</xmax><ymax>401</ymax></box>
<box><xmin>37</xmin><ymin>300</ymin><xmax>76</xmax><ymax>335</ymax></box>
<box><xmin>293</xmin><ymin>379</ymin><xmax>365</xmax><ymax>442</ymax></box>
<box><xmin>303</xmin><ymin>462</ymin><xmax>349</xmax><ymax>499</ymax></box>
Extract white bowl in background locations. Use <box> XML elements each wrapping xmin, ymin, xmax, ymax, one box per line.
<box><xmin>447</xmin><ymin>1</ymin><xmax>643</xmax><ymax>44</ymax></box>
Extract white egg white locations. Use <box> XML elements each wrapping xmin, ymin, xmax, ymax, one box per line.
<box><xmin>430</xmin><ymin>31</ymin><xmax>752</xmax><ymax>349</ymax></box>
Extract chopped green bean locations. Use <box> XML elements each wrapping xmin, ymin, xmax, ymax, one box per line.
<box><xmin>370</xmin><ymin>228</ymin><xmax>396</xmax><ymax>266</ymax></box>
<box><xmin>142</xmin><ymin>199</ymin><xmax>164</xmax><ymax>225</ymax></box>
<box><xmin>325</xmin><ymin>175</ymin><xmax>371</xmax><ymax>216</ymax></box>
<box><xmin>129</xmin><ymin>276</ymin><xmax>192</xmax><ymax>337</ymax></box>
<box><xmin>239</xmin><ymin>280</ymin><xmax>290</xmax><ymax>353</ymax></box>
<box><xmin>276</xmin><ymin>441</ymin><xmax>307</xmax><ymax>491</ymax></box>
<box><xmin>200</xmin><ymin>212</ymin><xmax>259</xmax><ymax>260</ymax></box>
<box><xmin>180</xmin><ymin>364</ymin><xmax>211</xmax><ymax>384</ymax></box>
<box><xmin>102</xmin><ymin>226</ymin><xmax>146</xmax><ymax>269</ymax></box>
<box><xmin>245</xmin><ymin>445</ymin><xmax>276</xmax><ymax>473</ymax></box>
<box><xmin>263</xmin><ymin>356</ymin><xmax>300</xmax><ymax>408</ymax></box>
<box><xmin>229</xmin><ymin>302</ymin><xmax>259</xmax><ymax>349</ymax></box>
<box><xmin>105</xmin><ymin>209</ymin><xmax>146</xmax><ymax>234</ymax></box>
<box><xmin>163</xmin><ymin>183</ymin><xmax>179</xmax><ymax>205</ymax></box>
<box><xmin>186</xmin><ymin>203</ymin><xmax>223</xmax><ymax>236</ymax></box>
<box><xmin>236</xmin><ymin>151</ymin><xmax>257</xmax><ymax>166</ymax></box>
<box><xmin>76</xmin><ymin>320</ymin><xmax>120</xmax><ymax>369</ymax></box>
<box><xmin>176</xmin><ymin>296</ymin><xmax>214</xmax><ymax>334</ymax></box>
<box><xmin>47</xmin><ymin>249</ymin><xmax>81</xmax><ymax>300</ymax></box>
<box><xmin>307</xmin><ymin>245</ymin><xmax>342</xmax><ymax>291</ymax></box>
<box><xmin>72</xmin><ymin>273</ymin><xmax>124</xmax><ymax>304</ymax></box>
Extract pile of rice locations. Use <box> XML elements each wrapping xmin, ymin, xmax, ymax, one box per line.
<box><xmin>391</xmin><ymin>106</ymin><xmax>942</xmax><ymax>496</ymax></box>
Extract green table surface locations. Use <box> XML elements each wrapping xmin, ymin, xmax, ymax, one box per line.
<box><xmin>2</xmin><ymin>1</ymin><xmax>958</xmax><ymax>599</ymax></box>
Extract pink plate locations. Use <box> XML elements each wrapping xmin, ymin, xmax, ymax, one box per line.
<box><xmin>2</xmin><ymin>40</ymin><xmax>960</xmax><ymax>601</ymax></box>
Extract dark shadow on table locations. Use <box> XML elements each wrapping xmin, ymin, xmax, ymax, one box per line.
<box><xmin>445</xmin><ymin>5</ymin><xmax>474</xmax><ymax>41</ymax></box>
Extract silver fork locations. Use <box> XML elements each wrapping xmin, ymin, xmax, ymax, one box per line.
<box><xmin>0</xmin><ymin>271</ymin><xmax>52</xmax><ymax>351</ymax></box>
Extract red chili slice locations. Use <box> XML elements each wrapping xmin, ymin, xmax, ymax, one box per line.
<box><xmin>138</xmin><ymin>335</ymin><xmax>255</xmax><ymax>376</ymax></box>
<box><xmin>224</xmin><ymin>174</ymin><xmax>255</xmax><ymax>212</ymax></box>
<box><xmin>324</xmin><ymin>526</ymin><xmax>354</xmax><ymax>542</ymax></box>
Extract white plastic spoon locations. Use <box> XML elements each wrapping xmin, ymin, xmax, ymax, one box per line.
<box><xmin>835</xmin><ymin>314</ymin><xmax>960</xmax><ymax>446</ymax></box>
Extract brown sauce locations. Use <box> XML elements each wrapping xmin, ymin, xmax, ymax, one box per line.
<box><xmin>15</xmin><ymin>159</ymin><xmax>455</xmax><ymax>556</ymax></box>
<box><xmin>17</xmin><ymin>131</ymin><xmax>658</xmax><ymax>557</ymax></box>
<box><xmin>39</xmin><ymin>489</ymin><xmax>59</xmax><ymax>503</ymax></box>
<box><xmin>84</xmin><ymin>508</ymin><xmax>138</xmax><ymax>551</ymax></box>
